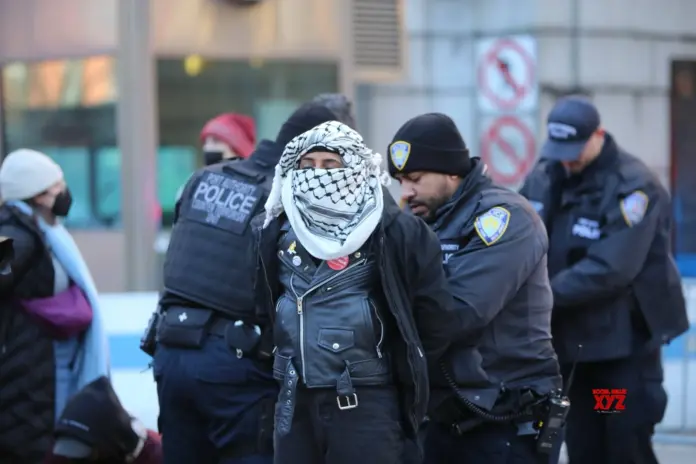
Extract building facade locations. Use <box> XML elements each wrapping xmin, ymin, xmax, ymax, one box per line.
<box><xmin>357</xmin><ymin>0</ymin><xmax>696</xmax><ymax>276</ymax></box>
<box><xmin>0</xmin><ymin>0</ymin><xmax>404</xmax><ymax>291</ymax></box>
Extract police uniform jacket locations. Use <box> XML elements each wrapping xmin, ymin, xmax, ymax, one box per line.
<box><xmin>431</xmin><ymin>159</ymin><xmax>562</xmax><ymax>412</ymax></box>
<box><xmin>253</xmin><ymin>192</ymin><xmax>457</xmax><ymax>437</ymax></box>
<box><xmin>520</xmin><ymin>134</ymin><xmax>689</xmax><ymax>364</ymax></box>
<box><xmin>160</xmin><ymin>140</ymin><xmax>281</xmax><ymax>321</ymax></box>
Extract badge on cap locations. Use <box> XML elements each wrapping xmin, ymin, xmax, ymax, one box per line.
<box><xmin>620</xmin><ymin>191</ymin><xmax>649</xmax><ymax>227</ymax></box>
<box><xmin>474</xmin><ymin>207</ymin><xmax>511</xmax><ymax>246</ymax></box>
<box><xmin>389</xmin><ymin>141</ymin><xmax>411</xmax><ymax>171</ymax></box>
<box><xmin>327</xmin><ymin>256</ymin><xmax>349</xmax><ymax>271</ymax></box>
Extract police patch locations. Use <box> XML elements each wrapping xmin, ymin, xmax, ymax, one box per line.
<box><xmin>474</xmin><ymin>207</ymin><xmax>511</xmax><ymax>246</ymax></box>
<box><xmin>619</xmin><ymin>190</ymin><xmax>649</xmax><ymax>227</ymax></box>
<box><xmin>186</xmin><ymin>171</ymin><xmax>262</xmax><ymax>234</ymax></box>
<box><xmin>389</xmin><ymin>141</ymin><xmax>411</xmax><ymax>171</ymax></box>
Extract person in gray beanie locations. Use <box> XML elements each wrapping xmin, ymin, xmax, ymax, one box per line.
<box><xmin>0</xmin><ymin>149</ymin><xmax>109</xmax><ymax>463</ymax></box>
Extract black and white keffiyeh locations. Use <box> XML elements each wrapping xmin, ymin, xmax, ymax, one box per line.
<box><xmin>263</xmin><ymin>120</ymin><xmax>390</xmax><ymax>260</ymax></box>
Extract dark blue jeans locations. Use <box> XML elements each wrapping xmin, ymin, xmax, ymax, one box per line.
<box><xmin>154</xmin><ymin>335</ymin><xmax>278</xmax><ymax>464</ymax></box>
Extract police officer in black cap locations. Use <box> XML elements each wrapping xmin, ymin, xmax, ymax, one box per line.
<box><xmin>388</xmin><ymin>113</ymin><xmax>562</xmax><ymax>464</ymax></box>
<box><xmin>150</xmin><ymin>102</ymin><xmax>338</xmax><ymax>464</ymax></box>
<box><xmin>520</xmin><ymin>96</ymin><xmax>689</xmax><ymax>463</ymax></box>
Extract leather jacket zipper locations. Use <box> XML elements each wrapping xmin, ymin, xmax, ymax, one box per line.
<box><xmin>291</xmin><ymin>258</ymin><xmax>367</xmax><ymax>382</ymax></box>
<box><xmin>369</xmin><ymin>300</ymin><xmax>384</xmax><ymax>358</ymax></box>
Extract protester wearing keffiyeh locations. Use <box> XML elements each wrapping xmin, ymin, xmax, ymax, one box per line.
<box><xmin>263</xmin><ymin>120</ymin><xmax>390</xmax><ymax>261</ymax></box>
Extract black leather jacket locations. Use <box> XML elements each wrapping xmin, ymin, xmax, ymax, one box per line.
<box><xmin>273</xmin><ymin>226</ymin><xmax>392</xmax><ymax>391</ymax></box>
<box><xmin>253</xmin><ymin>192</ymin><xmax>458</xmax><ymax>436</ymax></box>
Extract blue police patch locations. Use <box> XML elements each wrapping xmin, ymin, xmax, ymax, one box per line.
<box><xmin>186</xmin><ymin>171</ymin><xmax>262</xmax><ymax>234</ymax></box>
<box><xmin>474</xmin><ymin>207</ymin><xmax>511</xmax><ymax>246</ymax></box>
<box><xmin>389</xmin><ymin>141</ymin><xmax>411</xmax><ymax>171</ymax></box>
<box><xmin>620</xmin><ymin>190</ymin><xmax>649</xmax><ymax>227</ymax></box>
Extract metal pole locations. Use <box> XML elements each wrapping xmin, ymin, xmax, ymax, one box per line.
<box><xmin>116</xmin><ymin>0</ymin><xmax>158</xmax><ymax>291</ymax></box>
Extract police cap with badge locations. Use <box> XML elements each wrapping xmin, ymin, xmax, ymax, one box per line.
<box><xmin>540</xmin><ymin>96</ymin><xmax>650</xmax><ymax>228</ymax></box>
<box><xmin>387</xmin><ymin>112</ymin><xmax>472</xmax><ymax>178</ymax></box>
<box><xmin>540</xmin><ymin>95</ymin><xmax>600</xmax><ymax>162</ymax></box>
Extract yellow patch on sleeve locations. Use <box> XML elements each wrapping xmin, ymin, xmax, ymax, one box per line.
<box><xmin>474</xmin><ymin>206</ymin><xmax>511</xmax><ymax>246</ymax></box>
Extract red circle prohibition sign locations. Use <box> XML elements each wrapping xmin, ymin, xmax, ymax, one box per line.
<box><xmin>480</xmin><ymin>116</ymin><xmax>536</xmax><ymax>185</ymax></box>
<box><xmin>477</xmin><ymin>38</ymin><xmax>535</xmax><ymax>110</ymax></box>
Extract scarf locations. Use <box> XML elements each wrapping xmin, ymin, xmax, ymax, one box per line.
<box><xmin>263</xmin><ymin>120</ymin><xmax>390</xmax><ymax>260</ymax></box>
<box><xmin>8</xmin><ymin>200</ymin><xmax>110</xmax><ymax>419</ymax></box>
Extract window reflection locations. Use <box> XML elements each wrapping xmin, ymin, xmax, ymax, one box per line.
<box><xmin>155</xmin><ymin>58</ymin><xmax>339</xmax><ymax>227</ymax></box>
<box><xmin>671</xmin><ymin>60</ymin><xmax>696</xmax><ymax>276</ymax></box>
<box><xmin>1</xmin><ymin>56</ymin><xmax>117</xmax><ymax>228</ymax></box>
<box><xmin>1</xmin><ymin>56</ymin><xmax>339</xmax><ymax>229</ymax></box>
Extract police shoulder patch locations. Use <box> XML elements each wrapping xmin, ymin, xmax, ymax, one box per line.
<box><xmin>474</xmin><ymin>206</ymin><xmax>511</xmax><ymax>246</ymax></box>
<box><xmin>619</xmin><ymin>190</ymin><xmax>649</xmax><ymax>227</ymax></box>
<box><xmin>389</xmin><ymin>141</ymin><xmax>411</xmax><ymax>171</ymax></box>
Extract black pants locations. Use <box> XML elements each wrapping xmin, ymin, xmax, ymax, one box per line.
<box><xmin>423</xmin><ymin>421</ymin><xmax>551</xmax><ymax>464</ymax></box>
<box><xmin>562</xmin><ymin>348</ymin><xmax>666</xmax><ymax>464</ymax></box>
<box><xmin>274</xmin><ymin>387</ymin><xmax>405</xmax><ymax>464</ymax></box>
<box><xmin>154</xmin><ymin>336</ymin><xmax>278</xmax><ymax>464</ymax></box>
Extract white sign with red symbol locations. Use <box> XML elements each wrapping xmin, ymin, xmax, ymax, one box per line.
<box><xmin>479</xmin><ymin>114</ymin><xmax>538</xmax><ymax>189</ymax></box>
<box><xmin>476</xmin><ymin>35</ymin><xmax>538</xmax><ymax>113</ymax></box>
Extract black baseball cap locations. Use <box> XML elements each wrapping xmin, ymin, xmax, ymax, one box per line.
<box><xmin>541</xmin><ymin>96</ymin><xmax>601</xmax><ymax>161</ymax></box>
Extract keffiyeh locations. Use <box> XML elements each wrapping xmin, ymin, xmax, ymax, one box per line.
<box><xmin>263</xmin><ymin>120</ymin><xmax>390</xmax><ymax>260</ymax></box>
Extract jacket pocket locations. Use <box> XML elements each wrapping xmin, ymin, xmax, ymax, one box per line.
<box><xmin>317</xmin><ymin>328</ymin><xmax>355</xmax><ymax>354</ymax></box>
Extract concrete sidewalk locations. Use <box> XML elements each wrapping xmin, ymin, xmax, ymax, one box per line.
<box><xmin>559</xmin><ymin>441</ymin><xmax>696</xmax><ymax>463</ymax></box>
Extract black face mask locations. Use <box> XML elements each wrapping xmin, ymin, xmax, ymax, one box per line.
<box><xmin>203</xmin><ymin>150</ymin><xmax>225</xmax><ymax>166</ymax></box>
<box><xmin>52</xmin><ymin>188</ymin><xmax>73</xmax><ymax>217</ymax></box>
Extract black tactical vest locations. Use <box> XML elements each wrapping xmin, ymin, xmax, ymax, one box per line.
<box><xmin>272</xmin><ymin>227</ymin><xmax>392</xmax><ymax>392</ymax></box>
<box><xmin>163</xmin><ymin>161</ymin><xmax>271</xmax><ymax>318</ymax></box>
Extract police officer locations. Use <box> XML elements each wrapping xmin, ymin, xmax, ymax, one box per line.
<box><xmin>520</xmin><ymin>96</ymin><xmax>689</xmax><ymax>464</ymax></box>
<box><xmin>152</xmin><ymin>102</ymin><xmax>339</xmax><ymax>464</ymax></box>
<box><xmin>388</xmin><ymin>113</ymin><xmax>562</xmax><ymax>464</ymax></box>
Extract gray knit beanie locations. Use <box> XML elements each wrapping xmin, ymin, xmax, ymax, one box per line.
<box><xmin>0</xmin><ymin>149</ymin><xmax>64</xmax><ymax>201</ymax></box>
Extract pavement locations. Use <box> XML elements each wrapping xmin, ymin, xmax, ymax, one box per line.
<box><xmin>558</xmin><ymin>440</ymin><xmax>696</xmax><ymax>463</ymax></box>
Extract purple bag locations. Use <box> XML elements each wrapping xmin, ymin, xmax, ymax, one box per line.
<box><xmin>20</xmin><ymin>284</ymin><xmax>93</xmax><ymax>339</ymax></box>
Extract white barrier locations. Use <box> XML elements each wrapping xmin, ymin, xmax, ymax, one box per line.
<box><xmin>102</xmin><ymin>283</ymin><xmax>696</xmax><ymax>433</ymax></box>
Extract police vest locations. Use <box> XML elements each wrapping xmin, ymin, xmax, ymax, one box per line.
<box><xmin>163</xmin><ymin>161</ymin><xmax>270</xmax><ymax>318</ymax></box>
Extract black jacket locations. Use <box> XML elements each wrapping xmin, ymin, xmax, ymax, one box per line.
<box><xmin>253</xmin><ymin>191</ymin><xmax>457</xmax><ymax>436</ymax></box>
<box><xmin>0</xmin><ymin>204</ymin><xmax>57</xmax><ymax>463</ymax></box>
<box><xmin>520</xmin><ymin>134</ymin><xmax>689</xmax><ymax>362</ymax></box>
<box><xmin>429</xmin><ymin>159</ymin><xmax>561</xmax><ymax>411</ymax></box>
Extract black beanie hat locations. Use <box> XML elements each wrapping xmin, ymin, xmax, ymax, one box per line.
<box><xmin>387</xmin><ymin>112</ymin><xmax>471</xmax><ymax>177</ymax></box>
<box><xmin>53</xmin><ymin>376</ymin><xmax>140</xmax><ymax>459</ymax></box>
<box><xmin>275</xmin><ymin>103</ymin><xmax>338</xmax><ymax>147</ymax></box>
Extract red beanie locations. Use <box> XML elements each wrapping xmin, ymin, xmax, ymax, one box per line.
<box><xmin>199</xmin><ymin>113</ymin><xmax>256</xmax><ymax>159</ymax></box>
